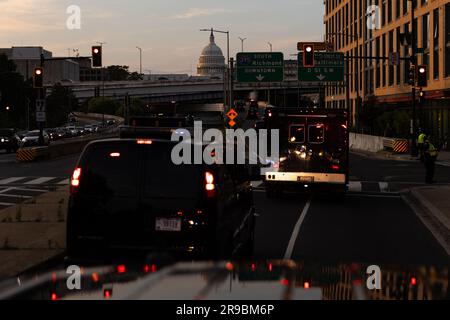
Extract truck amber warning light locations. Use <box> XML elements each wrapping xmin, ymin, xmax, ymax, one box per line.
<box><xmin>227</xmin><ymin>109</ymin><xmax>238</xmax><ymax>127</ymax></box>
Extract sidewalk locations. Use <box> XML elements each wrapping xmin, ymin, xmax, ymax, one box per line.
<box><xmin>403</xmin><ymin>185</ymin><xmax>450</xmax><ymax>256</ymax></box>
<box><xmin>352</xmin><ymin>149</ymin><xmax>450</xmax><ymax>166</ymax></box>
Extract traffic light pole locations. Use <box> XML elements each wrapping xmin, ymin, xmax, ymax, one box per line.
<box><xmin>38</xmin><ymin>54</ymin><xmax>44</xmax><ymax>146</ymax></box>
<box><xmin>410</xmin><ymin>0</ymin><xmax>418</xmax><ymax>157</ymax></box>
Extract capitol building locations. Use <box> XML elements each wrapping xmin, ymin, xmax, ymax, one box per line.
<box><xmin>197</xmin><ymin>29</ymin><xmax>226</xmax><ymax>79</ymax></box>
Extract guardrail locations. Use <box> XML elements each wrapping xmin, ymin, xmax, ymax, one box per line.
<box><xmin>16</xmin><ymin>131</ymin><xmax>118</xmax><ymax>162</ymax></box>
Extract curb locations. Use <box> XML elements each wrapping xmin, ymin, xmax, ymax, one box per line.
<box><xmin>401</xmin><ymin>189</ymin><xmax>450</xmax><ymax>256</ymax></box>
<box><xmin>351</xmin><ymin>149</ymin><xmax>418</xmax><ymax>162</ymax></box>
<box><xmin>409</xmin><ymin>188</ymin><xmax>450</xmax><ymax>232</ymax></box>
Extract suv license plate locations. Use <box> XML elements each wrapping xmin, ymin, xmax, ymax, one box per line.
<box><xmin>298</xmin><ymin>176</ymin><xmax>314</xmax><ymax>183</ymax></box>
<box><xmin>155</xmin><ymin>218</ymin><xmax>182</xmax><ymax>232</ymax></box>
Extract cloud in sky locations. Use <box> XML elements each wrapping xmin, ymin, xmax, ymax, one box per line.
<box><xmin>0</xmin><ymin>0</ymin><xmax>325</xmax><ymax>73</ymax></box>
<box><xmin>172</xmin><ymin>8</ymin><xmax>231</xmax><ymax>20</ymax></box>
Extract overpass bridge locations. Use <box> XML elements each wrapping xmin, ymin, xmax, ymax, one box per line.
<box><xmin>57</xmin><ymin>79</ymin><xmax>324</xmax><ymax>105</ymax></box>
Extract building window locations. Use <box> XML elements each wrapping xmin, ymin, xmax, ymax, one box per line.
<box><xmin>389</xmin><ymin>30</ymin><xmax>394</xmax><ymax>86</ymax></box>
<box><xmin>382</xmin><ymin>34</ymin><xmax>386</xmax><ymax>87</ymax></box>
<box><xmin>396</xmin><ymin>0</ymin><xmax>400</xmax><ymax>19</ymax></box>
<box><xmin>433</xmin><ymin>8</ymin><xmax>439</xmax><ymax>79</ymax></box>
<box><xmin>396</xmin><ymin>27</ymin><xmax>401</xmax><ymax>85</ymax></box>
<box><xmin>388</xmin><ymin>0</ymin><xmax>392</xmax><ymax>23</ymax></box>
<box><xmin>403</xmin><ymin>0</ymin><xmax>408</xmax><ymax>15</ymax></box>
<box><xmin>446</xmin><ymin>3</ymin><xmax>450</xmax><ymax>78</ymax></box>
<box><xmin>376</xmin><ymin>37</ymin><xmax>381</xmax><ymax>88</ymax></box>
<box><xmin>422</xmin><ymin>13</ymin><xmax>430</xmax><ymax>72</ymax></box>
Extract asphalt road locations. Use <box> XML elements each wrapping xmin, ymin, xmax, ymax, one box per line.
<box><xmin>1</xmin><ymin>128</ymin><xmax>450</xmax><ymax>267</ymax></box>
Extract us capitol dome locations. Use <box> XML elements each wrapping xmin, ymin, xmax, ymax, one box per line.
<box><xmin>197</xmin><ymin>29</ymin><xmax>226</xmax><ymax>78</ymax></box>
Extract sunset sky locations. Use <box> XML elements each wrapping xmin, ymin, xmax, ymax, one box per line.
<box><xmin>0</xmin><ymin>0</ymin><xmax>324</xmax><ymax>74</ymax></box>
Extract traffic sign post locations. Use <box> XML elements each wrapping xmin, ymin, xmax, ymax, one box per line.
<box><xmin>298</xmin><ymin>52</ymin><xmax>344</xmax><ymax>82</ymax></box>
<box><xmin>236</xmin><ymin>52</ymin><xmax>284</xmax><ymax>83</ymax></box>
<box><xmin>36</xmin><ymin>99</ymin><xmax>46</xmax><ymax>123</ymax></box>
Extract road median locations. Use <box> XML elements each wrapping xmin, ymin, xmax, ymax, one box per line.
<box><xmin>0</xmin><ymin>186</ymin><xmax>68</xmax><ymax>279</ymax></box>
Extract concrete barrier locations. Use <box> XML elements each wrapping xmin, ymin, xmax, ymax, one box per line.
<box><xmin>349</xmin><ymin>133</ymin><xmax>385</xmax><ymax>153</ymax></box>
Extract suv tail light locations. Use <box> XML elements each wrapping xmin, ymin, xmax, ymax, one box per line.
<box><xmin>70</xmin><ymin>167</ymin><xmax>82</xmax><ymax>194</ymax></box>
<box><xmin>205</xmin><ymin>171</ymin><xmax>216</xmax><ymax>198</ymax></box>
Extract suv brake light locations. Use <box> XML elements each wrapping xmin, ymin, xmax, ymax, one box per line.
<box><xmin>205</xmin><ymin>171</ymin><xmax>216</xmax><ymax>198</ymax></box>
<box><xmin>137</xmin><ymin>139</ymin><xmax>153</xmax><ymax>145</ymax></box>
<box><xmin>70</xmin><ymin>168</ymin><xmax>82</xmax><ymax>193</ymax></box>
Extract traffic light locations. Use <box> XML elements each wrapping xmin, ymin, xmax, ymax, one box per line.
<box><xmin>408</xmin><ymin>64</ymin><xmax>416</xmax><ymax>86</ymax></box>
<box><xmin>33</xmin><ymin>67</ymin><xmax>44</xmax><ymax>88</ymax></box>
<box><xmin>417</xmin><ymin>65</ymin><xmax>427</xmax><ymax>87</ymax></box>
<box><xmin>303</xmin><ymin>44</ymin><xmax>315</xmax><ymax>67</ymax></box>
<box><xmin>92</xmin><ymin>46</ymin><xmax>102</xmax><ymax>67</ymax></box>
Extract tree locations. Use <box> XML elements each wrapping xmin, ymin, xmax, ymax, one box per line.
<box><xmin>107</xmin><ymin>65</ymin><xmax>130</xmax><ymax>81</ymax></box>
<box><xmin>116</xmin><ymin>97</ymin><xmax>146</xmax><ymax>118</ymax></box>
<box><xmin>45</xmin><ymin>84</ymin><xmax>78</xmax><ymax>127</ymax></box>
<box><xmin>0</xmin><ymin>54</ymin><xmax>28</xmax><ymax>129</ymax></box>
<box><xmin>88</xmin><ymin>97</ymin><xmax>121</xmax><ymax>115</ymax></box>
<box><xmin>128</xmin><ymin>72</ymin><xmax>143</xmax><ymax>81</ymax></box>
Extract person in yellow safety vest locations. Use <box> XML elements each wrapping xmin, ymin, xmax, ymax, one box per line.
<box><xmin>417</xmin><ymin>130</ymin><xmax>426</xmax><ymax>162</ymax></box>
<box><xmin>423</xmin><ymin>137</ymin><xmax>438</xmax><ymax>184</ymax></box>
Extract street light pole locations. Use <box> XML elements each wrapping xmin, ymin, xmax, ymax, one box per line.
<box><xmin>409</xmin><ymin>0</ymin><xmax>418</xmax><ymax>157</ymax></box>
<box><xmin>97</xmin><ymin>41</ymin><xmax>107</xmax><ymax>125</ymax></box>
<box><xmin>239</xmin><ymin>37</ymin><xmax>247</xmax><ymax>52</ymax></box>
<box><xmin>136</xmin><ymin>47</ymin><xmax>143</xmax><ymax>75</ymax></box>
<box><xmin>267</xmin><ymin>42</ymin><xmax>273</xmax><ymax>52</ymax></box>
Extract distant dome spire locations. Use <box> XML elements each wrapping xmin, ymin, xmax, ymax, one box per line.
<box><xmin>210</xmin><ymin>28</ymin><xmax>215</xmax><ymax>43</ymax></box>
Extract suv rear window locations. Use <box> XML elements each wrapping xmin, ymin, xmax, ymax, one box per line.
<box><xmin>308</xmin><ymin>124</ymin><xmax>325</xmax><ymax>144</ymax></box>
<box><xmin>289</xmin><ymin>125</ymin><xmax>305</xmax><ymax>143</ymax></box>
<box><xmin>143</xmin><ymin>144</ymin><xmax>201</xmax><ymax>199</ymax></box>
<box><xmin>80</xmin><ymin>144</ymin><xmax>138</xmax><ymax>197</ymax></box>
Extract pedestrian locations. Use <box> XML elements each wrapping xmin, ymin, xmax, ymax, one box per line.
<box><xmin>417</xmin><ymin>129</ymin><xmax>426</xmax><ymax>162</ymax></box>
<box><xmin>423</xmin><ymin>137</ymin><xmax>438</xmax><ymax>184</ymax></box>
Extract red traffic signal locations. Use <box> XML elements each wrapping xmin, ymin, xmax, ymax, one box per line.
<box><xmin>417</xmin><ymin>65</ymin><xmax>427</xmax><ymax>87</ymax></box>
<box><xmin>92</xmin><ymin>46</ymin><xmax>102</xmax><ymax>67</ymax></box>
<box><xmin>33</xmin><ymin>67</ymin><xmax>44</xmax><ymax>88</ymax></box>
<box><xmin>303</xmin><ymin>44</ymin><xmax>315</xmax><ymax>67</ymax></box>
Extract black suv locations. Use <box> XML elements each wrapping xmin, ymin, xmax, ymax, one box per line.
<box><xmin>67</xmin><ymin>137</ymin><xmax>258</xmax><ymax>260</ymax></box>
<box><xmin>0</xmin><ymin>129</ymin><xmax>20</xmax><ymax>153</ymax></box>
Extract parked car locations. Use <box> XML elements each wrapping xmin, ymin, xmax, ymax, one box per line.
<box><xmin>0</xmin><ymin>129</ymin><xmax>20</xmax><ymax>153</ymax></box>
<box><xmin>21</xmin><ymin>130</ymin><xmax>50</xmax><ymax>147</ymax></box>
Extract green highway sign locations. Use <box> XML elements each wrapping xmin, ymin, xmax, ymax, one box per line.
<box><xmin>298</xmin><ymin>52</ymin><xmax>345</xmax><ymax>82</ymax></box>
<box><xmin>236</xmin><ymin>52</ymin><xmax>284</xmax><ymax>83</ymax></box>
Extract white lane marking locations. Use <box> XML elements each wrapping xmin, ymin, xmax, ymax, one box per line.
<box><xmin>24</xmin><ymin>177</ymin><xmax>56</xmax><ymax>185</ymax></box>
<box><xmin>348</xmin><ymin>181</ymin><xmax>362</xmax><ymax>192</ymax></box>
<box><xmin>57</xmin><ymin>179</ymin><xmax>70</xmax><ymax>185</ymax></box>
<box><xmin>284</xmin><ymin>197</ymin><xmax>312</xmax><ymax>260</ymax></box>
<box><xmin>379</xmin><ymin>182</ymin><xmax>389</xmax><ymax>193</ymax></box>
<box><xmin>0</xmin><ymin>177</ymin><xmax>26</xmax><ymax>185</ymax></box>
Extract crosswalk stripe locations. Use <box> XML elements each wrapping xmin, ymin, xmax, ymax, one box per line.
<box><xmin>0</xmin><ymin>194</ymin><xmax>32</xmax><ymax>199</ymax></box>
<box><xmin>0</xmin><ymin>202</ymin><xmax>15</xmax><ymax>206</ymax></box>
<box><xmin>0</xmin><ymin>177</ymin><xmax>26</xmax><ymax>185</ymax></box>
<box><xmin>24</xmin><ymin>177</ymin><xmax>57</xmax><ymax>185</ymax></box>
